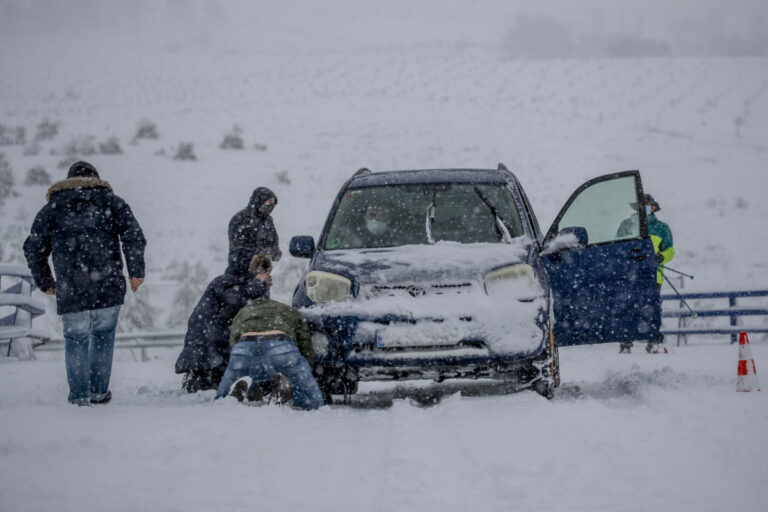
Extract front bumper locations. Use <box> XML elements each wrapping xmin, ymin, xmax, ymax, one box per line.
<box><xmin>304</xmin><ymin>307</ymin><xmax>548</xmax><ymax>383</ymax></box>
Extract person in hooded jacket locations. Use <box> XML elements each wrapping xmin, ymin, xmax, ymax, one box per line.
<box><xmin>24</xmin><ymin>161</ymin><xmax>146</xmax><ymax>406</ymax></box>
<box><xmin>175</xmin><ymin>248</ymin><xmax>271</xmax><ymax>392</ymax></box>
<box><xmin>228</xmin><ymin>187</ymin><xmax>282</xmax><ymax>263</ymax></box>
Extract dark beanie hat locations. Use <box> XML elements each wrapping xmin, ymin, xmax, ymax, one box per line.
<box><xmin>68</xmin><ymin>161</ymin><xmax>99</xmax><ymax>179</ymax></box>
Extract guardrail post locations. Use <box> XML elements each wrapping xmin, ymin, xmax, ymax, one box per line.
<box><xmin>729</xmin><ymin>294</ymin><xmax>738</xmax><ymax>344</ymax></box>
<box><xmin>675</xmin><ymin>276</ymin><xmax>687</xmax><ymax>346</ymax></box>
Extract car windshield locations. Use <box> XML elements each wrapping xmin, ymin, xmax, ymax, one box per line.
<box><xmin>323</xmin><ymin>183</ymin><xmax>525</xmax><ymax>249</ymax></box>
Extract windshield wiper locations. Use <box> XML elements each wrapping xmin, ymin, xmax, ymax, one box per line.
<box><xmin>473</xmin><ymin>186</ymin><xmax>512</xmax><ymax>243</ymax></box>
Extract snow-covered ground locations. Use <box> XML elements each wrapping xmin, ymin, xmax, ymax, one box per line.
<box><xmin>1</xmin><ymin>2</ymin><xmax>767</xmax><ymax>511</ymax></box>
<box><xmin>2</xmin><ymin>341</ymin><xmax>766</xmax><ymax>512</ymax></box>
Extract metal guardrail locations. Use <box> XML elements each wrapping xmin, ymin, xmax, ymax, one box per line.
<box><xmin>33</xmin><ymin>330</ymin><xmax>186</xmax><ymax>362</ymax></box>
<box><xmin>661</xmin><ymin>290</ymin><xmax>768</xmax><ymax>344</ymax></box>
<box><xmin>1</xmin><ymin>264</ymin><xmax>48</xmax><ymax>357</ymax></box>
<box><xmin>6</xmin><ymin>284</ymin><xmax>766</xmax><ymax>359</ymax></box>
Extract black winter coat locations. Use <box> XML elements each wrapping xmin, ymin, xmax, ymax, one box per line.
<box><xmin>228</xmin><ymin>187</ymin><xmax>279</xmax><ymax>261</ymax></box>
<box><xmin>174</xmin><ymin>248</ymin><xmax>268</xmax><ymax>374</ymax></box>
<box><xmin>23</xmin><ymin>177</ymin><xmax>146</xmax><ymax>315</ymax></box>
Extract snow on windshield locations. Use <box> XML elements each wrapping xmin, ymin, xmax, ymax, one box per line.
<box><xmin>323</xmin><ymin>183</ymin><xmax>524</xmax><ymax>250</ymax></box>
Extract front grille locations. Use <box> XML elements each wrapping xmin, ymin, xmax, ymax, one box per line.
<box><xmin>366</xmin><ymin>282</ymin><xmax>474</xmax><ymax>298</ymax></box>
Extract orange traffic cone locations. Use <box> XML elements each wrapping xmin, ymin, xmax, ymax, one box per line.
<box><xmin>737</xmin><ymin>332</ymin><xmax>760</xmax><ymax>392</ymax></box>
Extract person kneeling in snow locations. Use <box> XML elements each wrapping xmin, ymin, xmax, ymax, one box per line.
<box><xmin>175</xmin><ymin>249</ymin><xmax>271</xmax><ymax>392</ymax></box>
<box><xmin>215</xmin><ymin>255</ymin><xmax>323</xmax><ymax>410</ymax></box>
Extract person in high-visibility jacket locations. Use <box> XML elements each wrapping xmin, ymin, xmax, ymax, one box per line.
<box><xmin>618</xmin><ymin>193</ymin><xmax>674</xmax><ymax>353</ymax></box>
<box><xmin>646</xmin><ymin>194</ymin><xmax>674</xmax><ymax>284</ymax></box>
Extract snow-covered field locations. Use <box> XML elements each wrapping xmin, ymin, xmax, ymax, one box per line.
<box><xmin>1</xmin><ymin>2</ymin><xmax>767</xmax><ymax>511</ymax></box>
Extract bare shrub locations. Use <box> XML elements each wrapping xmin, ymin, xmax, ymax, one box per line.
<box><xmin>56</xmin><ymin>156</ymin><xmax>78</xmax><ymax>170</ymax></box>
<box><xmin>220</xmin><ymin>125</ymin><xmax>244</xmax><ymax>149</ymax></box>
<box><xmin>24</xmin><ymin>166</ymin><xmax>51</xmax><ymax>186</ymax></box>
<box><xmin>118</xmin><ymin>289</ymin><xmax>161</xmax><ymax>333</ymax></box>
<box><xmin>0</xmin><ymin>124</ymin><xmax>26</xmax><ymax>146</ymax></box>
<box><xmin>133</xmin><ymin>119</ymin><xmax>159</xmax><ymax>141</ymax></box>
<box><xmin>99</xmin><ymin>136</ymin><xmax>123</xmax><ymax>154</ymax></box>
<box><xmin>163</xmin><ymin>260</ymin><xmax>209</xmax><ymax>328</ymax></box>
<box><xmin>23</xmin><ymin>142</ymin><xmax>41</xmax><ymax>156</ymax></box>
<box><xmin>63</xmin><ymin>135</ymin><xmax>97</xmax><ymax>157</ymax></box>
<box><xmin>0</xmin><ymin>153</ymin><xmax>14</xmax><ymax>207</ymax></box>
<box><xmin>0</xmin><ymin>221</ymin><xmax>27</xmax><ymax>264</ymax></box>
<box><xmin>275</xmin><ymin>170</ymin><xmax>291</xmax><ymax>185</ymax></box>
<box><xmin>173</xmin><ymin>142</ymin><xmax>196</xmax><ymax>161</ymax></box>
<box><xmin>34</xmin><ymin>118</ymin><xmax>60</xmax><ymax>142</ymax></box>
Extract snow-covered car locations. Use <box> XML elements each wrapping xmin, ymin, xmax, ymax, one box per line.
<box><xmin>289</xmin><ymin>165</ymin><xmax>660</xmax><ymax>399</ymax></box>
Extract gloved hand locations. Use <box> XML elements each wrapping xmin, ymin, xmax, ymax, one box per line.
<box><xmin>266</xmin><ymin>246</ymin><xmax>282</xmax><ymax>262</ymax></box>
<box><xmin>656</xmin><ymin>253</ymin><xmax>664</xmax><ymax>264</ymax></box>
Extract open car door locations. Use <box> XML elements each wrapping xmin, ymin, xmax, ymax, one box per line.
<box><xmin>540</xmin><ymin>170</ymin><xmax>660</xmax><ymax>347</ymax></box>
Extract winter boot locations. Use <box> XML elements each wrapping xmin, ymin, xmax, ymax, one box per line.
<box><xmin>646</xmin><ymin>333</ymin><xmax>667</xmax><ymax>354</ymax></box>
<box><xmin>619</xmin><ymin>342</ymin><xmax>633</xmax><ymax>354</ymax></box>
<box><xmin>183</xmin><ymin>370</ymin><xmax>213</xmax><ymax>393</ymax></box>
<box><xmin>229</xmin><ymin>377</ymin><xmax>253</xmax><ymax>402</ymax></box>
<box><xmin>266</xmin><ymin>373</ymin><xmax>293</xmax><ymax>406</ymax></box>
<box><xmin>90</xmin><ymin>390</ymin><xmax>112</xmax><ymax>404</ymax></box>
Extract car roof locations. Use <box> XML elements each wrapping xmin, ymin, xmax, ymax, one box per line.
<box><xmin>348</xmin><ymin>168</ymin><xmax>514</xmax><ymax>188</ymax></box>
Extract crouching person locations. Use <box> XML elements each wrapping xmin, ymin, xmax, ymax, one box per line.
<box><xmin>175</xmin><ymin>248</ymin><xmax>271</xmax><ymax>392</ymax></box>
<box><xmin>216</xmin><ymin>258</ymin><xmax>323</xmax><ymax>410</ymax></box>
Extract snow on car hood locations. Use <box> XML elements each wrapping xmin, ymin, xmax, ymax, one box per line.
<box><xmin>313</xmin><ymin>240</ymin><xmax>530</xmax><ymax>285</ymax></box>
<box><xmin>303</xmin><ymin>240</ymin><xmax>546</xmax><ymax>355</ymax></box>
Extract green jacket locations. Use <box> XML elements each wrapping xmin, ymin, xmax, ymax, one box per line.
<box><xmin>229</xmin><ymin>299</ymin><xmax>314</xmax><ymax>368</ymax></box>
<box><xmin>648</xmin><ymin>214</ymin><xmax>674</xmax><ymax>285</ymax></box>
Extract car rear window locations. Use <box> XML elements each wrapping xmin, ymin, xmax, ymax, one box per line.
<box><xmin>323</xmin><ymin>183</ymin><xmax>524</xmax><ymax>249</ymax></box>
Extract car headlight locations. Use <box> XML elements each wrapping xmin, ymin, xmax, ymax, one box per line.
<box><xmin>306</xmin><ymin>270</ymin><xmax>352</xmax><ymax>303</ymax></box>
<box><xmin>311</xmin><ymin>332</ymin><xmax>330</xmax><ymax>356</ymax></box>
<box><xmin>484</xmin><ymin>264</ymin><xmax>540</xmax><ymax>300</ymax></box>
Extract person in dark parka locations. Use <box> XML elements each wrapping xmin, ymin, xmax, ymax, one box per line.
<box><xmin>228</xmin><ymin>187</ymin><xmax>282</xmax><ymax>263</ymax></box>
<box><xmin>23</xmin><ymin>161</ymin><xmax>146</xmax><ymax>406</ymax></box>
<box><xmin>174</xmin><ymin>248</ymin><xmax>271</xmax><ymax>392</ymax></box>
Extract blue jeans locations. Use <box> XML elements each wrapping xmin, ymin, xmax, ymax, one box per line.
<box><xmin>62</xmin><ymin>305</ymin><xmax>121</xmax><ymax>405</ymax></box>
<box><xmin>216</xmin><ymin>339</ymin><xmax>323</xmax><ymax>410</ymax></box>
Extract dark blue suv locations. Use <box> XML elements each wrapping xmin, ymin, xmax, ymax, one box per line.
<box><xmin>289</xmin><ymin>165</ymin><xmax>659</xmax><ymax>399</ymax></box>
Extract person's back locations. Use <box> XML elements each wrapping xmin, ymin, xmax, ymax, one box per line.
<box><xmin>23</xmin><ymin>161</ymin><xmax>146</xmax><ymax>405</ymax></box>
<box><xmin>229</xmin><ymin>298</ymin><xmax>313</xmax><ymax>367</ymax></box>
<box><xmin>25</xmin><ymin>171</ymin><xmax>146</xmax><ymax>315</ymax></box>
<box><xmin>216</xmin><ymin>283</ymin><xmax>322</xmax><ymax>409</ymax></box>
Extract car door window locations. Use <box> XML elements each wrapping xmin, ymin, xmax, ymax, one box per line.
<box><xmin>556</xmin><ymin>175</ymin><xmax>640</xmax><ymax>245</ymax></box>
<box><xmin>541</xmin><ymin>170</ymin><xmax>660</xmax><ymax>347</ymax></box>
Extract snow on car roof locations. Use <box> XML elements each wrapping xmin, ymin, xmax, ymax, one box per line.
<box><xmin>349</xmin><ymin>168</ymin><xmax>513</xmax><ymax>187</ymax></box>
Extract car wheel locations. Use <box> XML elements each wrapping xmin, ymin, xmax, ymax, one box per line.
<box><xmin>316</xmin><ymin>365</ymin><xmax>359</xmax><ymax>397</ymax></box>
<box><xmin>523</xmin><ymin>340</ymin><xmax>558</xmax><ymax>400</ymax></box>
<box><xmin>533</xmin><ymin>378</ymin><xmax>555</xmax><ymax>400</ymax></box>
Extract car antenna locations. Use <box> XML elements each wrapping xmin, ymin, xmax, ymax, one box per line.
<box><xmin>498</xmin><ymin>163</ymin><xmax>509</xmax><ymax>171</ymax></box>
<box><xmin>353</xmin><ymin>167</ymin><xmax>372</xmax><ymax>177</ymax></box>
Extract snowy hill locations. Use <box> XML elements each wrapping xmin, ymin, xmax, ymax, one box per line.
<box><xmin>1</xmin><ymin>2</ymin><xmax>767</xmax><ymax>511</ymax></box>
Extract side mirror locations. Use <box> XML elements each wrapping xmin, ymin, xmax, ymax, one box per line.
<box><xmin>542</xmin><ymin>226</ymin><xmax>589</xmax><ymax>254</ymax></box>
<box><xmin>558</xmin><ymin>226</ymin><xmax>588</xmax><ymax>247</ymax></box>
<box><xmin>289</xmin><ymin>236</ymin><xmax>316</xmax><ymax>258</ymax></box>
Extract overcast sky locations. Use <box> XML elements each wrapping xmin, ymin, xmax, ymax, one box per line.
<box><xmin>1</xmin><ymin>0</ymin><xmax>766</xmax><ymax>58</ymax></box>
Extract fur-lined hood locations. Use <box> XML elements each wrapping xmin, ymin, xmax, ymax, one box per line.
<box><xmin>46</xmin><ymin>177</ymin><xmax>113</xmax><ymax>202</ymax></box>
